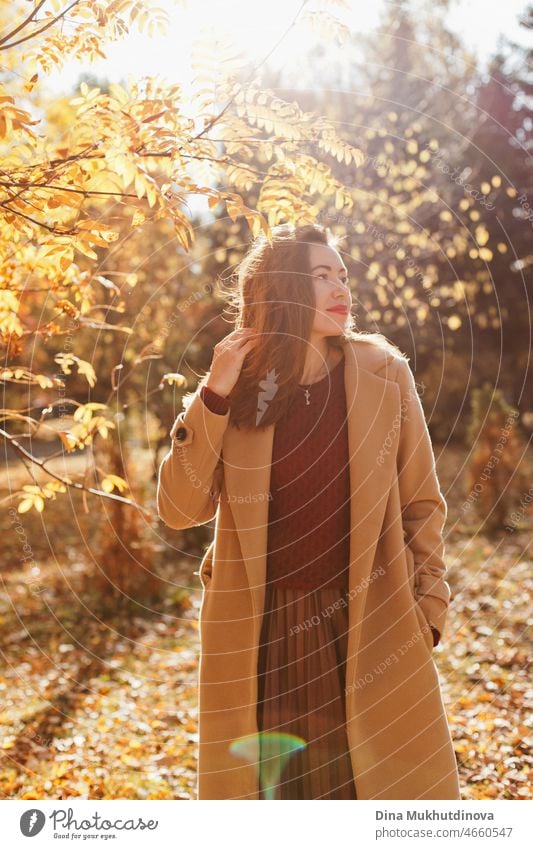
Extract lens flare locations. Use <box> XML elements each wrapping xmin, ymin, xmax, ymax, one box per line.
<box><xmin>230</xmin><ymin>731</ymin><xmax>307</xmax><ymax>800</ymax></box>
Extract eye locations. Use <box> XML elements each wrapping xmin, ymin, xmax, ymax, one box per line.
<box><xmin>314</xmin><ymin>273</ymin><xmax>350</xmax><ymax>285</ymax></box>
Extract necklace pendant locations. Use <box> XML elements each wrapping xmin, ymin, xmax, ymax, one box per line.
<box><xmin>304</xmin><ymin>388</ymin><xmax>310</xmax><ymax>405</ymax></box>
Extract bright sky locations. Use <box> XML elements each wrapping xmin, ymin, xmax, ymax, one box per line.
<box><xmin>41</xmin><ymin>0</ymin><xmax>530</xmax><ymax>96</ymax></box>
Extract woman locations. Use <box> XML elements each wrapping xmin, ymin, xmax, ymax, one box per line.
<box><xmin>157</xmin><ymin>223</ymin><xmax>461</xmax><ymax>800</ymax></box>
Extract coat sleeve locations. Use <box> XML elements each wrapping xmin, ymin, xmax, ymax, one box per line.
<box><xmin>394</xmin><ymin>356</ymin><xmax>451</xmax><ymax>642</ymax></box>
<box><xmin>156</xmin><ymin>388</ymin><xmax>230</xmax><ymax>530</ymax></box>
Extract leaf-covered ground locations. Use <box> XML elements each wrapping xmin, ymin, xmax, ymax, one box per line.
<box><xmin>0</xmin><ymin>559</ymin><xmax>202</xmax><ymax>799</ymax></box>
<box><xmin>0</xmin><ymin>444</ymin><xmax>531</xmax><ymax>799</ymax></box>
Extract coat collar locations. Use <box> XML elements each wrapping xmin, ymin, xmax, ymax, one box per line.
<box><xmin>222</xmin><ymin>339</ymin><xmax>400</xmax><ymax>633</ymax></box>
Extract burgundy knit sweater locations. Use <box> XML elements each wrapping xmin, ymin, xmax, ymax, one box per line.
<box><xmin>198</xmin><ymin>360</ymin><xmax>441</xmax><ymax>645</ymax></box>
<box><xmin>199</xmin><ymin>353</ymin><xmax>351</xmax><ymax>591</ymax></box>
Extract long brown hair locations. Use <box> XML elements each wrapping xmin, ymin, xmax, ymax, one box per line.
<box><xmin>189</xmin><ymin>222</ymin><xmax>403</xmax><ymax>429</ymax></box>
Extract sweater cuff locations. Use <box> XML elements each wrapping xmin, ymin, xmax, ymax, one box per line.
<box><xmin>200</xmin><ymin>384</ymin><xmax>230</xmax><ymax>415</ymax></box>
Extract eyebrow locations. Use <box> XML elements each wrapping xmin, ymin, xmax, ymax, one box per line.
<box><xmin>311</xmin><ymin>264</ymin><xmax>348</xmax><ymax>273</ymax></box>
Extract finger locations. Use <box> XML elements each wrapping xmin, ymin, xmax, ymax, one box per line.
<box><xmin>240</xmin><ymin>338</ymin><xmax>257</xmax><ymax>350</ymax></box>
<box><xmin>219</xmin><ymin>330</ymin><xmax>251</xmax><ymax>346</ymax></box>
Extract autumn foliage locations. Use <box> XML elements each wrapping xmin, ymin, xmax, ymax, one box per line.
<box><xmin>1</xmin><ymin>0</ymin><xmax>364</xmax><ymax>519</ymax></box>
<box><xmin>1</xmin><ymin>0</ymin><xmax>531</xmax><ymax>802</ymax></box>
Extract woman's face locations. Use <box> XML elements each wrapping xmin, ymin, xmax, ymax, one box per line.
<box><xmin>307</xmin><ymin>242</ymin><xmax>352</xmax><ymax>337</ymax></box>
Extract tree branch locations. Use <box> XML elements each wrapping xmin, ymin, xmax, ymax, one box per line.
<box><xmin>0</xmin><ymin>201</ymin><xmax>75</xmax><ymax>233</ymax></box>
<box><xmin>0</xmin><ymin>0</ymin><xmax>83</xmax><ymax>51</ymax></box>
<box><xmin>0</xmin><ymin>181</ymin><xmax>140</xmax><ymax>200</ymax></box>
<box><xmin>192</xmin><ymin>0</ymin><xmax>310</xmax><ymax>141</ymax></box>
<box><xmin>0</xmin><ymin>0</ymin><xmax>47</xmax><ymax>47</ymax></box>
<box><xmin>1</xmin><ymin>428</ymin><xmax>151</xmax><ymax>518</ymax></box>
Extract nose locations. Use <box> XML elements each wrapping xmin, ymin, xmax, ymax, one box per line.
<box><xmin>334</xmin><ymin>279</ymin><xmax>350</xmax><ymax>297</ymax></box>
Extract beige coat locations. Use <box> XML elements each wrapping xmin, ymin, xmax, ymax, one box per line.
<box><xmin>157</xmin><ymin>337</ymin><xmax>461</xmax><ymax>800</ymax></box>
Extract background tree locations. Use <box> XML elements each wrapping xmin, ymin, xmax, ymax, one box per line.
<box><xmin>1</xmin><ymin>0</ymin><xmax>364</xmax><ymax>527</ymax></box>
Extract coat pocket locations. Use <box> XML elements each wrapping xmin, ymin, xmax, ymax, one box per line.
<box><xmin>414</xmin><ymin>600</ymin><xmax>434</xmax><ymax>654</ymax></box>
<box><xmin>198</xmin><ymin>540</ymin><xmax>214</xmax><ymax>590</ymax></box>
<box><xmin>209</xmin><ymin>455</ymin><xmax>224</xmax><ymax>508</ymax></box>
<box><xmin>404</xmin><ymin>540</ymin><xmax>416</xmax><ymax>599</ymax></box>
<box><xmin>405</xmin><ymin>543</ymin><xmax>433</xmax><ymax>654</ymax></box>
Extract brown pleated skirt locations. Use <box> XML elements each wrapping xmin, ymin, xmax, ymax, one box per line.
<box><xmin>256</xmin><ymin>582</ymin><xmax>357</xmax><ymax>800</ymax></box>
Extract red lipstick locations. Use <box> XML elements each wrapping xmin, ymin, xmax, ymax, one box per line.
<box><xmin>327</xmin><ymin>306</ymin><xmax>348</xmax><ymax>314</ymax></box>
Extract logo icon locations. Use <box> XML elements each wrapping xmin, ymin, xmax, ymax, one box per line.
<box><xmin>20</xmin><ymin>809</ymin><xmax>46</xmax><ymax>837</ymax></box>
<box><xmin>256</xmin><ymin>368</ymin><xmax>279</xmax><ymax>425</ymax></box>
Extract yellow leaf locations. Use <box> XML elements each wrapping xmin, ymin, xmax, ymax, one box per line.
<box><xmin>58</xmin><ymin>431</ymin><xmax>79</xmax><ymax>452</ymax></box>
<box><xmin>35</xmin><ymin>374</ymin><xmax>55</xmax><ymax>389</ymax></box>
<box><xmin>101</xmin><ymin>475</ymin><xmax>128</xmax><ymax>494</ymax></box>
<box><xmin>77</xmin><ymin>359</ymin><xmax>97</xmax><ymax>387</ymax></box>
<box><xmin>73</xmin><ymin>240</ymin><xmax>98</xmax><ymax>260</ymax></box>
<box><xmin>146</xmin><ymin>180</ymin><xmax>157</xmax><ymax>208</ymax></box>
<box><xmin>18</xmin><ymin>499</ymin><xmax>33</xmax><ymax>514</ymax></box>
<box><xmin>108</xmin><ymin>83</ymin><xmax>130</xmax><ymax>106</ymax></box>
<box><xmin>73</xmin><ymin>402</ymin><xmax>108</xmax><ymax>423</ymax></box>
<box><xmin>162</xmin><ymin>372</ymin><xmax>187</xmax><ymax>388</ymax></box>
<box><xmin>135</xmin><ymin>171</ymin><xmax>146</xmax><ymax>200</ymax></box>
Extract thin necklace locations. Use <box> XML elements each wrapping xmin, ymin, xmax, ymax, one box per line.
<box><xmin>298</xmin><ymin>349</ymin><xmax>334</xmax><ymax>406</ymax></box>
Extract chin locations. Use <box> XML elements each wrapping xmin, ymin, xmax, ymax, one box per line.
<box><xmin>314</xmin><ymin>318</ymin><xmax>347</xmax><ymax>340</ymax></box>
<box><xmin>323</xmin><ymin>323</ymin><xmax>345</xmax><ymax>337</ymax></box>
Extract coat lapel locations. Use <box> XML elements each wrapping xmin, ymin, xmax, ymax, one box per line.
<box><xmin>222</xmin><ymin>340</ymin><xmax>400</xmax><ymax>671</ymax></box>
